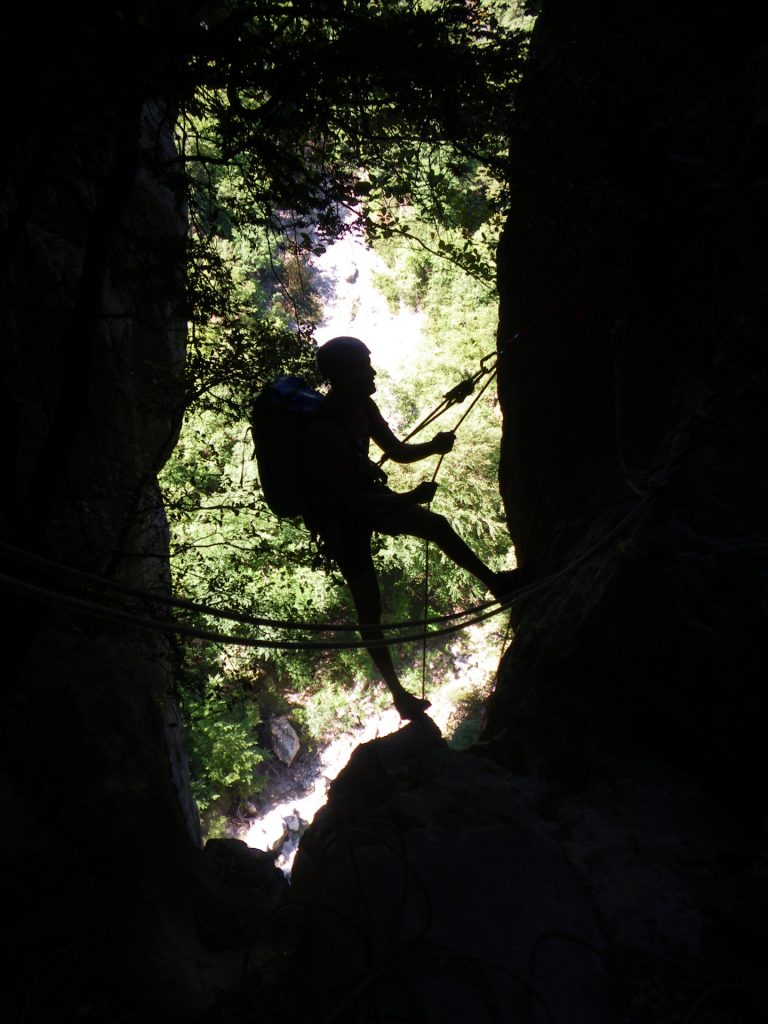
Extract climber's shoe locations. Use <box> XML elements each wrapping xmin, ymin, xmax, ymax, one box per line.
<box><xmin>489</xmin><ymin>568</ymin><xmax>520</xmax><ymax>602</ymax></box>
<box><xmin>394</xmin><ymin>692</ymin><xmax>432</xmax><ymax>721</ymax></box>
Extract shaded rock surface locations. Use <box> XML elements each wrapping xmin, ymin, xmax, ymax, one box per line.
<box><xmin>489</xmin><ymin>0</ymin><xmax>767</xmax><ymax>795</ymax></box>
<box><xmin>0</xmin><ymin>7</ymin><xmax>285</xmax><ymax>1022</ymax></box>
<box><xmin>292</xmin><ymin>721</ymin><xmax>766</xmax><ymax>1022</ymax></box>
<box><xmin>293</xmin><ymin>722</ymin><xmax>614</xmax><ymax>1023</ymax></box>
<box><xmin>484</xmin><ymin>0</ymin><xmax>767</xmax><ymax>1017</ymax></box>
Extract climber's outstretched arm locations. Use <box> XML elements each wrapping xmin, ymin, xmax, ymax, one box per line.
<box><xmin>372</xmin><ymin>420</ymin><xmax>455</xmax><ymax>464</ymax></box>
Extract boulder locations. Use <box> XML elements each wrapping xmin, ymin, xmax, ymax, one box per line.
<box><xmin>292</xmin><ymin>721</ymin><xmax>614</xmax><ymax>1023</ymax></box>
<box><xmin>270</xmin><ymin>715</ymin><xmax>301</xmax><ymax>766</ymax></box>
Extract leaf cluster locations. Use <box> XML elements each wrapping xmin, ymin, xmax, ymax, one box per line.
<box><xmin>179</xmin><ymin>0</ymin><xmax>526</xmax><ymax>255</ymax></box>
<box><xmin>173</xmin><ymin>1</ymin><xmax>531</xmax><ymax>424</ymax></box>
<box><xmin>183</xmin><ymin>672</ymin><xmax>265</xmax><ymax>813</ymax></box>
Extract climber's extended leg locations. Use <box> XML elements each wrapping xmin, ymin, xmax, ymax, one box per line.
<box><xmin>375</xmin><ymin>506</ymin><xmax>519</xmax><ymax>601</ymax></box>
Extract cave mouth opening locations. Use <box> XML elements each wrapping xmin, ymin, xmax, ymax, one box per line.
<box><xmin>165</xmin><ymin>113</ymin><xmax>521</xmax><ymax>844</ymax></box>
<box><xmin>138</xmin><ymin>4</ymin><xmax>533</xmax><ymax>850</ymax></box>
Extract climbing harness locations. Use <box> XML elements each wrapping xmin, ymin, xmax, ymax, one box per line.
<box><xmin>377</xmin><ymin>344</ymin><xmax>503</xmax><ymax>468</ymax></box>
<box><xmin>415</xmin><ymin>351</ymin><xmax>508</xmax><ymax>697</ymax></box>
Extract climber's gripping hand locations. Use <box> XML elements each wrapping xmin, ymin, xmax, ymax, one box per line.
<box><xmin>412</xmin><ymin>480</ymin><xmax>439</xmax><ymax>505</ymax></box>
<box><xmin>431</xmin><ymin>430</ymin><xmax>455</xmax><ymax>455</ymax></box>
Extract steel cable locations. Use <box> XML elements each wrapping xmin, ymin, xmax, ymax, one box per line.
<box><xmin>0</xmin><ymin>539</ymin><xmax>497</xmax><ymax>634</ymax></box>
<box><xmin>0</xmin><ymin>492</ymin><xmax>651</xmax><ymax>651</ymax></box>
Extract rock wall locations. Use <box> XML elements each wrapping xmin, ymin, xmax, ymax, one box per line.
<box><xmin>487</xmin><ymin>1</ymin><xmax>767</xmax><ymax>793</ymax></box>
<box><xmin>292</xmin><ymin>721</ymin><xmax>616</xmax><ymax>1023</ymax></box>
<box><xmin>0</xmin><ymin>8</ymin><xmax>264</xmax><ymax>1021</ymax></box>
<box><xmin>482</xmin><ymin>0</ymin><xmax>767</xmax><ymax>1015</ymax></box>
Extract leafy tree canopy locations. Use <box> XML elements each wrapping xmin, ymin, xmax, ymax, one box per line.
<box><xmin>177</xmin><ymin>0</ymin><xmax>529</xmax><ymax>385</ymax></box>
<box><xmin>182</xmin><ymin>0</ymin><xmax>525</xmax><ymax>222</ymax></box>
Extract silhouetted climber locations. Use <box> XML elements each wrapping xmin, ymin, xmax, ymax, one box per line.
<box><xmin>303</xmin><ymin>336</ymin><xmax>517</xmax><ymax>721</ymax></box>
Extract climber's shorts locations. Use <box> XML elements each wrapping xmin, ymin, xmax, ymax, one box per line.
<box><xmin>311</xmin><ymin>495</ymin><xmax>442</xmax><ymax>580</ymax></box>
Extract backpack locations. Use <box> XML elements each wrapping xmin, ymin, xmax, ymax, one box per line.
<box><xmin>250</xmin><ymin>375</ymin><xmax>323</xmax><ymax>518</ymax></box>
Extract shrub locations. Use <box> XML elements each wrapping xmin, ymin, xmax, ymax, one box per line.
<box><xmin>183</xmin><ymin>674</ymin><xmax>266</xmax><ymax>813</ymax></box>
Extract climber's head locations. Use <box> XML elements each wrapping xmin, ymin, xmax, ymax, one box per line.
<box><xmin>316</xmin><ymin>336</ymin><xmax>376</xmax><ymax>397</ymax></box>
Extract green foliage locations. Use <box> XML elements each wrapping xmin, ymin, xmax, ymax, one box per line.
<box><xmin>183</xmin><ymin>674</ymin><xmax>265</xmax><ymax>813</ymax></box>
<box><xmin>183</xmin><ymin>232</ymin><xmax>319</xmax><ymax>421</ymax></box>
<box><xmin>369</xmin><ymin>206</ymin><xmax>513</xmax><ymax>614</ymax></box>
<box><xmin>297</xmin><ymin>681</ymin><xmax>390</xmax><ymax>744</ymax></box>
<box><xmin>175</xmin><ymin>0</ymin><xmax>530</xmax><ymax>346</ymax></box>
<box><xmin>446</xmin><ymin>688</ymin><xmax>492</xmax><ymax>750</ymax></box>
<box><xmin>202</xmin><ymin>814</ymin><xmax>230</xmax><ymax>841</ymax></box>
<box><xmin>182</xmin><ymin>0</ymin><xmax>526</xmax><ymax>224</ymax></box>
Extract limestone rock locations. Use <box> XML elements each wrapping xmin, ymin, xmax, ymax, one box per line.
<box><xmin>203</xmin><ymin>837</ymin><xmax>286</xmax><ymax>893</ymax></box>
<box><xmin>270</xmin><ymin>715</ymin><xmax>301</xmax><ymax>766</ymax></box>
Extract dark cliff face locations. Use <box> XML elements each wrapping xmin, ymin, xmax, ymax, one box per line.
<box><xmin>487</xmin><ymin>1</ymin><xmax>767</xmax><ymax>798</ymax></box>
<box><xmin>2</xmin><ymin>12</ymin><xmax>293</xmax><ymax>1020</ymax></box>
<box><xmin>0</xmin><ymin>9</ymin><xmax>226</xmax><ymax>1021</ymax></box>
<box><xmin>478</xmin><ymin>3</ymin><xmax>768</xmax><ymax>1012</ymax></box>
